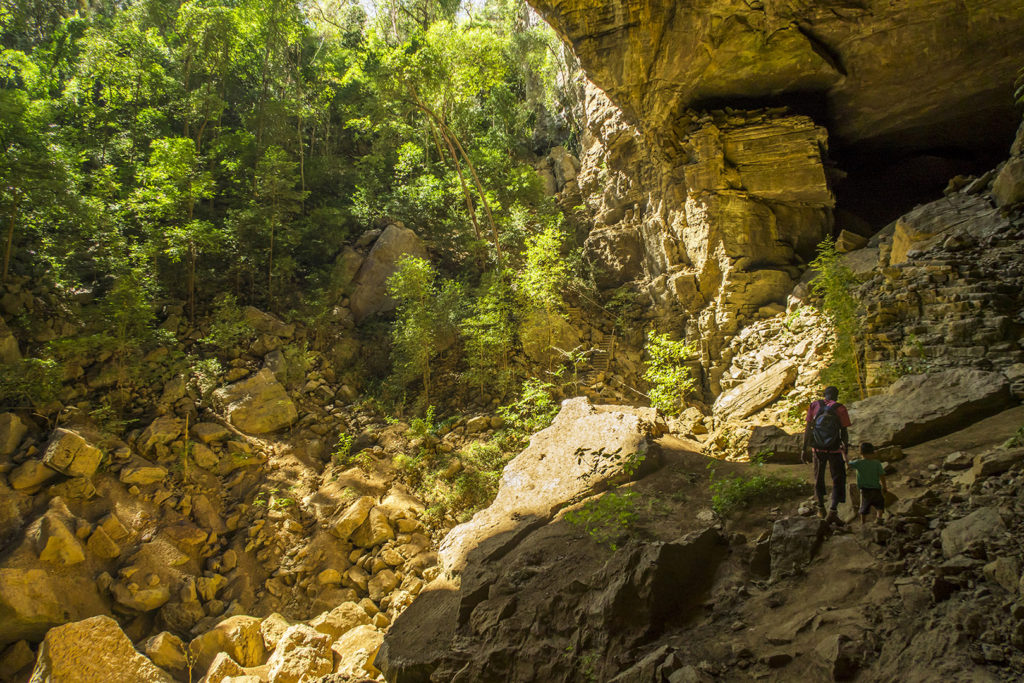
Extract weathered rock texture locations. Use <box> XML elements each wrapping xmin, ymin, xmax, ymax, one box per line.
<box><xmin>438</xmin><ymin>397</ymin><xmax>664</xmax><ymax>574</ymax></box>
<box><xmin>28</xmin><ymin>615</ymin><xmax>174</xmax><ymax>683</ymax></box>
<box><xmin>348</xmin><ymin>224</ymin><xmax>427</xmax><ymax>322</ymax></box>
<box><xmin>849</xmin><ymin>369</ymin><xmax>1014</xmax><ymax>448</ymax></box>
<box><xmin>529</xmin><ymin>0</ymin><xmax>1024</xmax><ymax>150</ymax></box>
<box><xmin>529</xmin><ymin>0</ymin><xmax>1024</xmax><ymax>403</ymax></box>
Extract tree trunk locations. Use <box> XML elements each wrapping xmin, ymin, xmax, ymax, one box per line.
<box><xmin>2</xmin><ymin>198</ymin><xmax>17</xmax><ymax>285</ymax></box>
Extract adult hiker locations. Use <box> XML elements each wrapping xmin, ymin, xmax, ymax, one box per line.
<box><xmin>802</xmin><ymin>385</ymin><xmax>851</xmax><ymax>523</ymax></box>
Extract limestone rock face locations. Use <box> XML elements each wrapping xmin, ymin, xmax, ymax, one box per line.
<box><xmin>528</xmin><ymin>0</ymin><xmax>1024</xmax><ymax>150</ymax></box>
<box><xmin>0</xmin><ymin>413</ymin><xmax>27</xmax><ymax>456</ymax></box>
<box><xmin>41</xmin><ymin>429</ymin><xmax>102</xmax><ymax>478</ymax></box>
<box><xmin>265</xmin><ymin>624</ymin><xmax>332</xmax><ymax>683</ymax></box>
<box><xmin>189</xmin><ymin>615</ymin><xmax>266</xmax><ymax>672</ymax></box>
<box><xmin>0</xmin><ymin>567</ymin><xmax>107</xmax><ymax>647</ymax></box>
<box><xmin>439</xmin><ymin>397</ymin><xmax>662</xmax><ymax>574</ymax></box>
<box><xmin>28</xmin><ymin>615</ymin><xmax>174</xmax><ymax>683</ymax></box>
<box><xmin>212</xmin><ymin>368</ymin><xmax>298</xmax><ymax>434</ymax></box>
<box><xmin>349</xmin><ymin>224</ymin><xmax>428</xmax><ymax>323</ymax></box>
<box><xmin>379</xmin><ymin>528</ymin><xmax>725</xmax><ymax>683</ymax></box>
<box><xmin>848</xmin><ymin>369</ymin><xmax>1013</xmax><ymax>447</ymax></box>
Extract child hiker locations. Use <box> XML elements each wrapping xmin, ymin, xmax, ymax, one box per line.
<box><xmin>848</xmin><ymin>442</ymin><xmax>887</xmax><ymax>525</ymax></box>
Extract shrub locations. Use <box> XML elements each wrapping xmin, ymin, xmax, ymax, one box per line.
<box><xmin>0</xmin><ymin>357</ymin><xmax>61</xmax><ymax>409</ymax></box>
<box><xmin>408</xmin><ymin>405</ymin><xmax>437</xmax><ymax>439</ymax></box>
<box><xmin>331</xmin><ymin>432</ymin><xmax>355</xmax><ymax>466</ymax></box>
<box><xmin>497</xmin><ymin>378</ymin><xmax>559</xmax><ymax>448</ymax></box>
<box><xmin>564</xmin><ymin>490</ymin><xmax>639</xmax><ymax>551</ymax></box>
<box><xmin>810</xmin><ymin>237</ymin><xmax>865</xmax><ymax>399</ymax></box>
<box><xmin>201</xmin><ymin>293</ymin><xmax>254</xmax><ymax>353</ymax></box>
<box><xmin>708</xmin><ymin>456</ymin><xmax>806</xmax><ymax>517</ymax></box>
<box><xmin>642</xmin><ymin>331</ymin><xmax>696</xmax><ymax>416</ymax></box>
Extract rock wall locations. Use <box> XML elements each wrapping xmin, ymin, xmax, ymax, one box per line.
<box><xmin>533</xmin><ymin>0</ymin><xmax>1024</xmax><ymax>402</ymax></box>
<box><xmin>576</xmin><ymin>84</ymin><xmax>833</xmax><ymax>393</ymax></box>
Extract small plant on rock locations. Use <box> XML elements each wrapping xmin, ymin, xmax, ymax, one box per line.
<box><xmin>331</xmin><ymin>432</ymin><xmax>355</xmax><ymax>466</ymax></box>
<box><xmin>408</xmin><ymin>405</ymin><xmax>437</xmax><ymax>439</ymax></box>
<box><xmin>707</xmin><ymin>455</ymin><xmax>806</xmax><ymax>517</ymax></box>
<box><xmin>565</xmin><ymin>489</ymin><xmax>639</xmax><ymax>551</ymax></box>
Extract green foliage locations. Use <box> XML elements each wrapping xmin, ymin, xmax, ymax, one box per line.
<box><xmin>0</xmin><ymin>357</ymin><xmax>61</xmax><ymax>409</ymax></box>
<box><xmin>810</xmin><ymin>237</ymin><xmax>865</xmax><ymax>399</ymax></box>
<box><xmin>0</xmin><ymin>0</ymin><xmax>576</xmax><ymax>324</ymax></box>
<box><xmin>497</xmin><ymin>378</ymin><xmax>559</xmax><ymax>448</ymax></box>
<box><xmin>461</xmin><ymin>269</ymin><xmax>517</xmax><ymax>394</ymax></box>
<box><xmin>708</xmin><ymin>456</ymin><xmax>806</xmax><ymax>517</ymax></box>
<box><xmin>408</xmin><ymin>405</ymin><xmax>437</xmax><ymax>439</ymax></box>
<box><xmin>1004</xmin><ymin>425</ymin><xmax>1024</xmax><ymax>449</ymax></box>
<box><xmin>331</xmin><ymin>432</ymin><xmax>355</xmax><ymax>465</ymax></box>
<box><xmin>517</xmin><ymin>225</ymin><xmax>568</xmax><ymax>313</ymax></box>
<box><xmin>189</xmin><ymin>357</ymin><xmax>223</xmax><ymax>399</ymax></box>
<box><xmin>642</xmin><ymin>331</ymin><xmax>696</xmax><ymax>416</ymax></box>
<box><xmin>565</xmin><ymin>490</ymin><xmax>639</xmax><ymax>551</ymax></box>
<box><xmin>387</xmin><ymin>255</ymin><xmax>464</xmax><ymax>403</ymax></box>
<box><xmin>201</xmin><ymin>294</ymin><xmax>254</xmax><ymax>353</ymax></box>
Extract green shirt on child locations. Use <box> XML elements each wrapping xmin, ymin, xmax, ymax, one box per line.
<box><xmin>849</xmin><ymin>458</ymin><xmax>884</xmax><ymax>490</ymax></box>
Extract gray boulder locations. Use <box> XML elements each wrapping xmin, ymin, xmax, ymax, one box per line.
<box><xmin>438</xmin><ymin>398</ymin><xmax>662</xmax><ymax>574</ymax></box>
<box><xmin>769</xmin><ymin>516</ymin><xmax>827</xmax><ymax>581</ymax></box>
<box><xmin>212</xmin><ymin>368</ymin><xmax>298</xmax><ymax>434</ymax></box>
<box><xmin>848</xmin><ymin>369</ymin><xmax>1013</xmax><ymax>448</ymax></box>
<box><xmin>349</xmin><ymin>224</ymin><xmax>428</xmax><ymax>323</ymax></box>
<box><xmin>714</xmin><ymin>361</ymin><xmax>797</xmax><ymax>420</ymax></box>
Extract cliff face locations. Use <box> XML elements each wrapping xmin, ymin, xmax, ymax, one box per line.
<box><xmin>530</xmin><ymin>0</ymin><xmax>1024</xmax><ymax>150</ymax></box>
<box><xmin>532</xmin><ymin>0</ymin><xmax>1024</xmax><ymax>394</ymax></box>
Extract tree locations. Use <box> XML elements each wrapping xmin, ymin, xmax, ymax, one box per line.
<box><xmin>461</xmin><ymin>268</ymin><xmax>517</xmax><ymax>393</ymax></box>
<box><xmin>516</xmin><ymin>225</ymin><xmax>569</xmax><ymax>365</ymax></box>
<box><xmin>810</xmin><ymin>237</ymin><xmax>866</xmax><ymax>399</ymax></box>
<box><xmin>387</xmin><ymin>255</ymin><xmax>464</xmax><ymax>404</ymax></box>
<box><xmin>642</xmin><ymin>331</ymin><xmax>696</xmax><ymax>416</ymax></box>
<box><xmin>133</xmin><ymin>137</ymin><xmax>216</xmax><ymax>321</ymax></box>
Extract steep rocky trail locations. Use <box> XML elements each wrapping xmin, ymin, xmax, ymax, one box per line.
<box><xmin>379</xmin><ymin>398</ymin><xmax>1024</xmax><ymax>682</ymax></box>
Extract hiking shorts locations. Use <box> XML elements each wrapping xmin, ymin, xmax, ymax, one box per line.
<box><xmin>859</xmin><ymin>488</ymin><xmax>885</xmax><ymax>515</ymax></box>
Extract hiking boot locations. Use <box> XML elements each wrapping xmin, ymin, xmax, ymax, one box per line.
<box><xmin>816</xmin><ymin>505</ymin><xmax>827</xmax><ymax>519</ymax></box>
<box><xmin>826</xmin><ymin>509</ymin><xmax>843</xmax><ymax>525</ymax></box>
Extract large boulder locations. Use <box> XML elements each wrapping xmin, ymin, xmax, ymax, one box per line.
<box><xmin>941</xmin><ymin>507</ymin><xmax>1006</xmax><ymax>558</ymax></box>
<box><xmin>0</xmin><ymin>413</ymin><xmax>27</xmax><ymax>457</ymax></box>
<box><xmin>189</xmin><ymin>615</ymin><xmax>266</xmax><ymax>672</ymax></box>
<box><xmin>212</xmin><ymin>368</ymin><xmax>298</xmax><ymax>434</ymax></box>
<box><xmin>713</xmin><ymin>361</ymin><xmax>797</xmax><ymax>420</ymax></box>
<box><xmin>28</xmin><ymin>615</ymin><xmax>174</xmax><ymax>683</ymax></box>
<box><xmin>378</xmin><ymin>528</ymin><xmax>725</xmax><ymax>683</ymax></box>
<box><xmin>848</xmin><ymin>369</ymin><xmax>1013</xmax><ymax>448</ymax></box>
<box><xmin>349</xmin><ymin>224</ymin><xmax>428</xmax><ymax>323</ymax></box>
<box><xmin>0</xmin><ymin>569</ymin><xmax>106</xmax><ymax>646</ymax></box>
<box><xmin>438</xmin><ymin>398</ymin><xmax>662</xmax><ymax>574</ymax></box>
<box><xmin>41</xmin><ymin>429</ymin><xmax>102</xmax><ymax>478</ymax></box>
<box><xmin>747</xmin><ymin>425</ymin><xmax>804</xmax><ymax>464</ymax></box>
<box><xmin>265</xmin><ymin>624</ymin><xmax>332</xmax><ymax>683</ymax></box>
